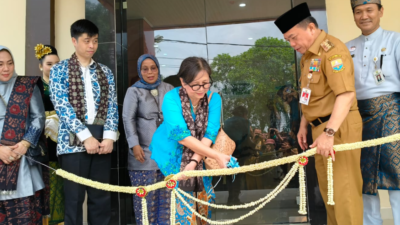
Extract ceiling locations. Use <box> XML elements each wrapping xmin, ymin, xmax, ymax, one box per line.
<box><xmin>126</xmin><ymin>0</ymin><xmax>326</xmax><ymax>30</ymax></box>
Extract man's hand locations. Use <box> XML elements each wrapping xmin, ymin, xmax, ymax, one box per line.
<box><xmin>297</xmin><ymin>126</ymin><xmax>308</xmax><ymax>151</ymax></box>
<box><xmin>310</xmin><ymin>133</ymin><xmax>335</xmax><ymax>161</ymax></box>
<box><xmin>84</xmin><ymin>137</ymin><xmax>100</xmax><ymax>154</ymax></box>
<box><xmin>99</xmin><ymin>139</ymin><xmax>114</xmax><ymax>154</ymax></box>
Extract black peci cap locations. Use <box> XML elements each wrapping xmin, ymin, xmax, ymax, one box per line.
<box><xmin>274</xmin><ymin>3</ymin><xmax>311</xmax><ymax>34</ymax></box>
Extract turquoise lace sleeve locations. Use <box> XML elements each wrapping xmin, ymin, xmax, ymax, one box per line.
<box><xmin>204</xmin><ymin>129</ymin><xmax>219</xmax><ymax>143</ymax></box>
<box><xmin>168</xmin><ymin>126</ymin><xmax>191</xmax><ymax>141</ymax></box>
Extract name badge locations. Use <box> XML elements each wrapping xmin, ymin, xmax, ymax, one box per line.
<box><xmin>374</xmin><ymin>69</ymin><xmax>385</xmax><ymax>85</ymax></box>
<box><xmin>299</xmin><ymin>88</ymin><xmax>312</xmax><ymax>105</ymax></box>
<box><xmin>373</xmin><ymin>57</ymin><xmax>385</xmax><ymax>85</ymax></box>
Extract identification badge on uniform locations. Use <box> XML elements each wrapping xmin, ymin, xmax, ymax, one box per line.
<box><xmin>299</xmin><ymin>88</ymin><xmax>312</xmax><ymax>105</ymax></box>
<box><xmin>309</xmin><ymin>59</ymin><xmax>321</xmax><ymax>72</ymax></box>
<box><xmin>373</xmin><ymin>56</ymin><xmax>385</xmax><ymax>85</ymax></box>
<box><xmin>330</xmin><ymin>58</ymin><xmax>344</xmax><ymax>72</ymax></box>
<box><xmin>373</xmin><ymin>69</ymin><xmax>385</xmax><ymax>85</ymax></box>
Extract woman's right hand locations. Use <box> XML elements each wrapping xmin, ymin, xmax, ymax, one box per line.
<box><xmin>0</xmin><ymin>146</ymin><xmax>19</xmax><ymax>164</ymax></box>
<box><xmin>133</xmin><ymin>145</ymin><xmax>146</xmax><ymax>163</ymax></box>
<box><xmin>215</xmin><ymin>153</ymin><xmax>231</xmax><ymax>169</ymax></box>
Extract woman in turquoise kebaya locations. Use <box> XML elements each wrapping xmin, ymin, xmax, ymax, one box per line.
<box><xmin>150</xmin><ymin>57</ymin><xmax>230</xmax><ymax>225</ymax></box>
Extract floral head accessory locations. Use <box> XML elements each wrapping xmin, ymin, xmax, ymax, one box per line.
<box><xmin>34</xmin><ymin>44</ymin><xmax>52</xmax><ymax>60</ymax></box>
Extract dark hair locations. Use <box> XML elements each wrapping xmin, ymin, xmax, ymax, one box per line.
<box><xmin>70</xmin><ymin>19</ymin><xmax>99</xmax><ymax>40</ymax></box>
<box><xmin>177</xmin><ymin>57</ymin><xmax>212</xmax><ymax>84</ymax></box>
<box><xmin>353</xmin><ymin>3</ymin><xmax>382</xmax><ymax>13</ymax></box>
<box><xmin>232</xmin><ymin>105</ymin><xmax>248</xmax><ymax>117</ymax></box>
<box><xmin>297</xmin><ymin>16</ymin><xmax>319</xmax><ymax>29</ymax></box>
<box><xmin>38</xmin><ymin>45</ymin><xmax>58</xmax><ymax>64</ymax></box>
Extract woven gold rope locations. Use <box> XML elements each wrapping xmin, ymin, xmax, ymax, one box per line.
<box><xmin>53</xmin><ymin>133</ymin><xmax>400</xmax><ymax>224</ymax></box>
<box><xmin>55</xmin><ymin>133</ymin><xmax>400</xmax><ymax>192</ymax></box>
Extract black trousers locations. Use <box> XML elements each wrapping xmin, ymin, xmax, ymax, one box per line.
<box><xmin>59</xmin><ymin>152</ymin><xmax>111</xmax><ymax>225</ymax></box>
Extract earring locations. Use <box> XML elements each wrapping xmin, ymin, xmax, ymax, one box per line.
<box><xmin>40</xmin><ymin>68</ymin><xmax>43</xmax><ymax>71</ymax></box>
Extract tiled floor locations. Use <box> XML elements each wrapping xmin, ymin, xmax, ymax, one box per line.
<box><xmin>211</xmin><ymin>188</ymin><xmax>307</xmax><ymax>225</ymax></box>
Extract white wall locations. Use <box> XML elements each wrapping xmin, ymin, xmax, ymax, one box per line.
<box><xmin>55</xmin><ymin>0</ymin><xmax>85</xmax><ymax>60</ymax></box>
<box><xmin>0</xmin><ymin>0</ymin><xmax>27</xmax><ymax>75</ymax></box>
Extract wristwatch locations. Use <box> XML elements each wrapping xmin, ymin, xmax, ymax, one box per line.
<box><xmin>324</xmin><ymin>128</ymin><xmax>336</xmax><ymax>137</ymax></box>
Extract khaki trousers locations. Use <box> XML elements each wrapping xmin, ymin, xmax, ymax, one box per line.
<box><xmin>312</xmin><ymin>110</ymin><xmax>364</xmax><ymax>225</ymax></box>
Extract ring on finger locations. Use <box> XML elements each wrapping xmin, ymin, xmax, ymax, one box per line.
<box><xmin>8</xmin><ymin>156</ymin><xmax>15</xmax><ymax>161</ymax></box>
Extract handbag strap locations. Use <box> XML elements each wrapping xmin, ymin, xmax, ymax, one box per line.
<box><xmin>208</xmin><ymin>92</ymin><xmax>223</xmax><ymax>128</ymax></box>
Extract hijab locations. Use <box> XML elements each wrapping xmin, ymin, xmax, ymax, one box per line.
<box><xmin>131</xmin><ymin>54</ymin><xmax>161</xmax><ymax>90</ymax></box>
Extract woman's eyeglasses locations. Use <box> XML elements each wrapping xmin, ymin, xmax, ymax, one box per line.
<box><xmin>141</xmin><ymin>67</ymin><xmax>158</xmax><ymax>74</ymax></box>
<box><xmin>187</xmin><ymin>81</ymin><xmax>213</xmax><ymax>91</ymax></box>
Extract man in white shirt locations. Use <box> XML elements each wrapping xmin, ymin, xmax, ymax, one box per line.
<box><xmin>50</xmin><ymin>19</ymin><xmax>119</xmax><ymax>225</ymax></box>
<box><xmin>346</xmin><ymin>1</ymin><xmax>400</xmax><ymax>224</ymax></box>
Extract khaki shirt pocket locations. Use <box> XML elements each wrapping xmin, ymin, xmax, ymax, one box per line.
<box><xmin>310</xmin><ymin>74</ymin><xmax>321</xmax><ymax>84</ymax></box>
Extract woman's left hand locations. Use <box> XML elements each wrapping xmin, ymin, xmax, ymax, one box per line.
<box><xmin>177</xmin><ymin>161</ymin><xmax>197</xmax><ymax>181</ymax></box>
<box><xmin>11</xmin><ymin>141</ymin><xmax>29</xmax><ymax>157</ymax></box>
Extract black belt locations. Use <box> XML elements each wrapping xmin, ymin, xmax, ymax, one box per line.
<box><xmin>309</xmin><ymin>115</ymin><xmax>331</xmax><ymax>127</ymax></box>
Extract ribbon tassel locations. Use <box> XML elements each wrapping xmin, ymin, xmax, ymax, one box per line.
<box><xmin>141</xmin><ymin>198</ymin><xmax>149</xmax><ymax>225</ymax></box>
<box><xmin>170</xmin><ymin>190</ymin><xmax>176</xmax><ymax>225</ymax></box>
<box><xmin>327</xmin><ymin>156</ymin><xmax>335</xmax><ymax>205</ymax></box>
<box><xmin>298</xmin><ymin>165</ymin><xmax>307</xmax><ymax>214</ymax></box>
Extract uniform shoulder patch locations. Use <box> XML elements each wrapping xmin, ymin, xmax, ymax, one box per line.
<box><xmin>330</xmin><ymin>58</ymin><xmax>345</xmax><ymax>73</ymax></box>
<box><xmin>320</xmin><ymin>39</ymin><xmax>335</xmax><ymax>52</ymax></box>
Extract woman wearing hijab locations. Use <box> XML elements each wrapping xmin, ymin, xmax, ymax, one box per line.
<box><xmin>0</xmin><ymin>46</ymin><xmax>47</xmax><ymax>224</ymax></box>
<box><xmin>34</xmin><ymin>44</ymin><xmax>64</xmax><ymax>225</ymax></box>
<box><xmin>122</xmin><ymin>54</ymin><xmax>173</xmax><ymax>224</ymax></box>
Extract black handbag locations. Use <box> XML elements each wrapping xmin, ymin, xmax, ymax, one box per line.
<box><xmin>26</xmin><ymin>139</ymin><xmax>48</xmax><ymax>166</ymax></box>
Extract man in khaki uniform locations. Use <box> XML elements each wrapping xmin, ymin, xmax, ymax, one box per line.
<box><xmin>275</xmin><ymin>3</ymin><xmax>363</xmax><ymax>225</ymax></box>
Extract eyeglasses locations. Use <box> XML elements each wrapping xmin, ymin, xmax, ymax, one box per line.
<box><xmin>187</xmin><ymin>81</ymin><xmax>213</xmax><ymax>91</ymax></box>
<box><xmin>141</xmin><ymin>67</ymin><xmax>158</xmax><ymax>74</ymax></box>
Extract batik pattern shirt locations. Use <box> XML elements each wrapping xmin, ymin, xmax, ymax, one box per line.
<box><xmin>49</xmin><ymin>59</ymin><xmax>118</xmax><ymax>155</ymax></box>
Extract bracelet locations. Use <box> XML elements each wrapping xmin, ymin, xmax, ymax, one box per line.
<box><xmin>20</xmin><ymin>141</ymin><xmax>30</xmax><ymax>149</ymax></box>
<box><xmin>189</xmin><ymin>159</ymin><xmax>199</xmax><ymax>166</ymax></box>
